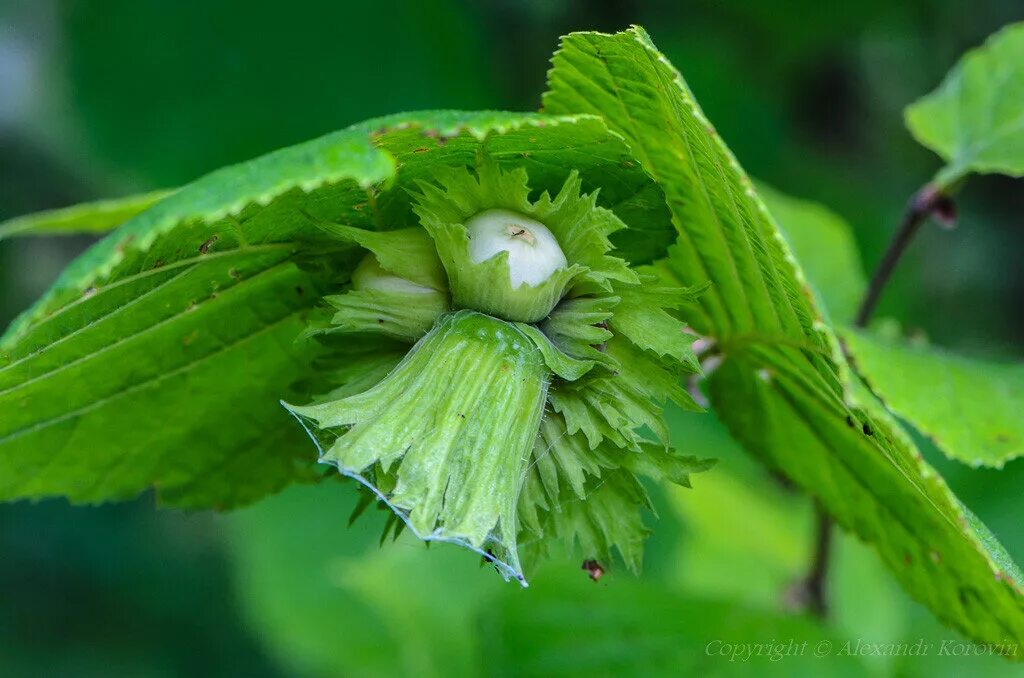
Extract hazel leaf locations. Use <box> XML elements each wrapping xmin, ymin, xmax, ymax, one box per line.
<box><xmin>905</xmin><ymin>22</ymin><xmax>1024</xmax><ymax>188</ymax></box>
<box><xmin>544</xmin><ymin>25</ymin><xmax>1024</xmax><ymax>646</ymax></box>
<box><xmin>0</xmin><ymin>189</ymin><xmax>174</xmax><ymax>240</ymax></box>
<box><xmin>843</xmin><ymin>328</ymin><xmax>1024</xmax><ymax>468</ymax></box>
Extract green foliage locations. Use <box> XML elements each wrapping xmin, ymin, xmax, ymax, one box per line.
<box><xmin>905</xmin><ymin>22</ymin><xmax>1024</xmax><ymax>188</ymax></box>
<box><xmin>0</xmin><ymin>110</ymin><xmax>667</xmax><ymax>510</ymax></box>
<box><xmin>544</xmin><ymin>28</ymin><xmax>826</xmax><ymax>348</ymax></box>
<box><xmin>0</xmin><ymin>242</ymin><xmax>320</xmax><ymax>508</ymax></box>
<box><xmin>843</xmin><ymin>329</ymin><xmax>1024</xmax><ymax>468</ymax></box>
<box><xmin>0</xmin><ymin>190</ymin><xmax>173</xmax><ymax>239</ymax></box>
<box><xmin>543</xmin><ymin>26</ymin><xmax>1024</xmax><ymax>646</ymax></box>
<box><xmin>4</xmin><ymin>16</ymin><xmax>1024</xmax><ymax>655</ymax></box>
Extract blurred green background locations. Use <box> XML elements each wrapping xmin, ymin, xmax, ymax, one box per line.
<box><xmin>2</xmin><ymin>1</ymin><xmax>1023</xmax><ymax>676</ymax></box>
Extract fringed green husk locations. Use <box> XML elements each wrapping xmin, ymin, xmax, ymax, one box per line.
<box><xmin>286</xmin><ymin>311</ymin><xmax>549</xmax><ymax>580</ymax></box>
<box><xmin>287</xmin><ymin>161</ymin><xmax>714</xmax><ymax>582</ymax></box>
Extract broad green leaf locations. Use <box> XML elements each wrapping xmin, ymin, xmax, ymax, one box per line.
<box><xmin>545</xmin><ymin>30</ymin><xmax>824</xmax><ymax>348</ymax></box>
<box><xmin>905</xmin><ymin>22</ymin><xmax>1024</xmax><ymax>187</ymax></box>
<box><xmin>544</xmin><ymin>26</ymin><xmax>1024</xmax><ymax>646</ymax></box>
<box><xmin>0</xmin><ymin>109</ymin><xmax>673</xmax><ymax>509</ymax></box>
<box><xmin>0</xmin><ymin>190</ymin><xmax>174</xmax><ymax>240</ymax></box>
<box><xmin>843</xmin><ymin>329</ymin><xmax>1024</xmax><ymax>468</ymax></box>
<box><xmin>709</xmin><ymin>356</ymin><xmax>1024</xmax><ymax>647</ymax></box>
<box><xmin>0</xmin><ymin>239</ymin><xmax>322</xmax><ymax>508</ymax></box>
<box><xmin>757</xmin><ymin>183</ymin><xmax>866</xmax><ymax>324</ymax></box>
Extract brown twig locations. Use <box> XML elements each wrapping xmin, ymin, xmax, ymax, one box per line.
<box><xmin>854</xmin><ymin>183</ymin><xmax>957</xmax><ymax>327</ymax></box>
<box><xmin>804</xmin><ymin>503</ymin><xmax>835</xmax><ymax>617</ymax></box>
